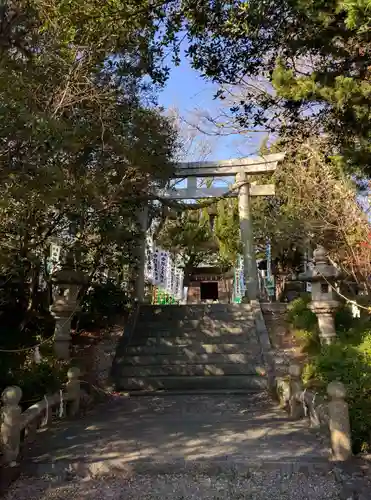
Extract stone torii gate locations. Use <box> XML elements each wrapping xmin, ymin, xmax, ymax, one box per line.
<box><xmin>136</xmin><ymin>152</ymin><xmax>285</xmax><ymax>302</ymax></box>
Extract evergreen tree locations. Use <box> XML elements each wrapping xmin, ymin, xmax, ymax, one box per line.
<box><xmin>170</xmin><ymin>0</ymin><xmax>371</xmax><ymax>173</ymax></box>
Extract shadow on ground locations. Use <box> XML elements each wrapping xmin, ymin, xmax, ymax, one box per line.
<box><xmin>22</xmin><ymin>393</ymin><xmax>330</xmax><ymax>480</ymax></box>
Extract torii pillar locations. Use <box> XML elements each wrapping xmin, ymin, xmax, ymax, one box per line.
<box><xmin>237</xmin><ymin>172</ymin><xmax>259</xmax><ymax>301</ymax></box>
<box><xmin>134</xmin><ymin>204</ymin><xmax>148</xmax><ymax>302</ymax></box>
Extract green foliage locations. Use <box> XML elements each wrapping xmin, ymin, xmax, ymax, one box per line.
<box><xmin>303</xmin><ymin>337</ymin><xmax>371</xmax><ymax>453</ymax></box>
<box><xmin>80</xmin><ymin>281</ymin><xmax>130</xmax><ymax>326</ymax></box>
<box><xmin>158</xmin><ymin>197</ymin><xmax>242</xmax><ymax>278</ymax></box>
<box><xmin>157</xmin><ymin>209</ymin><xmax>214</xmax><ymax>270</ymax></box>
<box><xmin>287</xmin><ymin>294</ymin><xmax>317</xmax><ymax>330</ymax></box>
<box><xmin>178</xmin><ymin>0</ymin><xmax>371</xmax><ymax>173</ymax></box>
<box><xmin>0</xmin><ymin>351</ymin><xmax>67</xmax><ymax>408</ymax></box>
<box><xmin>16</xmin><ymin>359</ymin><xmax>67</xmax><ymax>408</ymax></box>
<box><xmin>0</xmin><ymin>0</ymin><xmax>178</xmax><ymax>319</ymax></box>
<box><xmin>214</xmin><ymin>199</ymin><xmax>242</xmax><ymax>266</ymax></box>
<box><xmin>287</xmin><ymin>294</ymin><xmax>371</xmax><ymax>452</ymax></box>
<box><xmin>286</xmin><ymin>295</ymin><xmax>321</xmax><ymax>352</ymax></box>
<box><xmin>0</xmin><ymin>0</ymin><xmax>179</xmax><ymax>398</ymax></box>
<box><xmin>251</xmin><ymin>138</ymin><xmax>371</xmax><ymax>289</ymax></box>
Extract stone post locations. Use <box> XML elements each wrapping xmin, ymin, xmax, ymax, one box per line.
<box><xmin>289</xmin><ymin>363</ymin><xmax>304</xmax><ymax>419</ymax></box>
<box><xmin>66</xmin><ymin>367</ymin><xmax>81</xmax><ymax>417</ymax></box>
<box><xmin>237</xmin><ymin>172</ymin><xmax>258</xmax><ymax>301</ymax></box>
<box><xmin>1</xmin><ymin>386</ymin><xmax>22</xmax><ymax>466</ymax></box>
<box><xmin>134</xmin><ymin>204</ymin><xmax>149</xmax><ymax>303</ymax></box>
<box><xmin>298</xmin><ymin>245</ymin><xmax>342</xmax><ymax>345</ymax></box>
<box><xmin>50</xmin><ymin>259</ymin><xmax>86</xmax><ymax>360</ymax></box>
<box><xmin>327</xmin><ymin>381</ymin><xmax>352</xmax><ymax>461</ymax></box>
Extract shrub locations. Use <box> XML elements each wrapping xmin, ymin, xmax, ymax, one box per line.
<box><xmin>303</xmin><ymin>337</ymin><xmax>371</xmax><ymax>453</ymax></box>
<box><xmin>287</xmin><ymin>295</ymin><xmax>363</xmax><ymax>353</ymax></box>
<box><xmin>287</xmin><ymin>294</ymin><xmax>371</xmax><ymax>453</ymax></box>
<box><xmin>287</xmin><ymin>294</ymin><xmax>317</xmax><ymax>331</ymax></box>
<box><xmin>15</xmin><ymin>357</ymin><xmax>67</xmax><ymax>407</ymax></box>
<box><xmin>79</xmin><ymin>280</ymin><xmax>130</xmax><ymax>327</ymax></box>
<box><xmin>0</xmin><ymin>351</ymin><xmax>68</xmax><ymax>410</ymax></box>
<box><xmin>335</xmin><ymin>303</ymin><xmax>356</xmax><ymax>333</ymax></box>
<box><xmin>293</xmin><ymin>328</ymin><xmax>321</xmax><ymax>353</ymax></box>
<box><xmin>286</xmin><ymin>295</ymin><xmax>320</xmax><ymax>353</ymax></box>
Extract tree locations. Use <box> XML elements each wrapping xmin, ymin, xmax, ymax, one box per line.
<box><xmin>251</xmin><ymin>136</ymin><xmax>371</xmax><ymax>291</ymax></box>
<box><xmin>170</xmin><ymin>0</ymin><xmax>371</xmax><ymax>174</ymax></box>
<box><xmin>213</xmin><ymin>198</ymin><xmax>241</xmax><ymax>267</ymax></box>
<box><xmin>157</xmin><ymin>209</ymin><xmax>214</xmax><ymax>285</ymax></box>
<box><xmin>158</xmin><ymin>129</ymin><xmax>371</xmax><ymax>295</ymax></box>
<box><xmin>157</xmin><ymin>196</ymin><xmax>242</xmax><ymax>287</ymax></box>
<box><xmin>0</xmin><ymin>0</ymin><xmax>179</xmax><ymax>343</ymax></box>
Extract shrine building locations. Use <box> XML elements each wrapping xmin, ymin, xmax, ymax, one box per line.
<box><xmin>186</xmin><ymin>265</ymin><xmax>234</xmax><ymax>304</ymax></box>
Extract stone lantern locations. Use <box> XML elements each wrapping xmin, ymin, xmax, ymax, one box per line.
<box><xmin>298</xmin><ymin>245</ymin><xmax>342</xmax><ymax>344</ymax></box>
<box><xmin>50</xmin><ymin>256</ymin><xmax>86</xmax><ymax>359</ymax></box>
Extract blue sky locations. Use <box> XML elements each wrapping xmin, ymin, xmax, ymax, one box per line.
<box><xmin>158</xmin><ymin>55</ymin><xmax>263</xmax><ymax>162</ymax></box>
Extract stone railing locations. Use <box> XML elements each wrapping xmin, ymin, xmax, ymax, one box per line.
<box><xmin>276</xmin><ymin>363</ymin><xmax>352</xmax><ymax>462</ymax></box>
<box><xmin>0</xmin><ymin>367</ymin><xmax>81</xmax><ymax>467</ymax></box>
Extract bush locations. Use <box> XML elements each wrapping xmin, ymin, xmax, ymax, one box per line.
<box><xmin>287</xmin><ymin>295</ymin><xmax>362</xmax><ymax>353</ymax></box>
<box><xmin>287</xmin><ymin>295</ymin><xmax>321</xmax><ymax>353</ymax></box>
<box><xmin>0</xmin><ymin>307</ymin><xmax>63</xmax><ymax>408</ymax></box>
<box><xmin>16</xmin><ymin>357</ymin><xmax>67</xmax><ymax>407</ymax></box>
<box><xmin>303</xmin><ymin>337</ymin><xmax>371</xmax><ymax>453</ymax></box>
<box><xmin>0</xmin><ymin>351</ymin><xmax>68</xmax><ymax>410</ymax></box>
<box><xmin>287</xmin><ymin>294</ymin><xmax>371</xmax><ymax>453</ymax></box>
<box><xmin>79</xmin><ymin>280</ymin><xmax>130</xmax><ymax>327</ymax></box>
<box><xmin>287</xmin><ymin>294</ymin><xmax>317</xmax><ymax>330</ymax></box>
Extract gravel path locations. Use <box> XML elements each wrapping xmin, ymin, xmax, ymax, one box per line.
<box><xmin>4</xmin><ymin>470</ymin><xmax>342</xmax><ymax>500</ymax></box>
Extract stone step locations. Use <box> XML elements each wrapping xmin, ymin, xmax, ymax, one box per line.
<box><xmin>119</xmin><ymin>362</ymin><xmax>264</xmax><ymax>377</ymax></box>
<box><xmin>112</xmin><ymin>303</ymin><xmax>267</xmax><ymax>395</ymax></box>
<box><xmin>137</xmin><ymin>318</ymin><xmax>254</xmax><ymax>329</ymax></box>
<box><xmin>129</xmin><ymin>334</ymin><xmax>260</xmax><ymax>347</ymax></box>
<box><xmin>120</xmin><ymin>352</ymin><xmax>262</xmax><ymax>366</ymax></box>
<box><xmin>138</xmin><ymin>309</ymin><xmax>253</xmax><ymax>322</ymax></box>
<box><xmin>134</xmin><ymin>326</ymin><xmax>255</xmax><ymax>337</ymax></box>
<box><xmin>116</xmin><ymin>375</ymin><xmax>268</xmax><ymax>392</ymax></box>
<box><xmin>139</xmin><ymin>304</ymin><xmax>252</xmax><ymax>316</ymax></box>
<box><xmin>125</xmin><ymin>343</ymin><xmax>262</xmax><ymax>356</ymax></box>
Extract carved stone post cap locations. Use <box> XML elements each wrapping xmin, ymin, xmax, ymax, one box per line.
<box><xmin>67</xmin><ymin>367</ymin><xmax>81</xmax><ymax>380</ymax></box>
<box><xmin>1</xmin><ymin>386</ymin><xmax>22</xmax><ymax>405</ymax></box>
<box><xmin>327</xmin><ymin>380</ymin><xmax>346</xmax><ymax>399</ymax></box>
<box><xmin>289</xmin><ymin>363</ymin><xmax>302</xmax><ymax>378</ymax></box>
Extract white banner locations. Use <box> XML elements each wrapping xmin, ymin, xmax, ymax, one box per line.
<box><xmin>145</xmin><ymin>235</ymin><xmax>184</xmax><ymax>298</ymax></box>
<box><xmin>233</xmin><ymin>254</ymin><xmax>246</xmax><ymax>301</ymax></box>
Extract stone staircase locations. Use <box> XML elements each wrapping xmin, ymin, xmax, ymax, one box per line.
<box><xmin>5</xmin><ymin>304</ymin><xmax>371</xmax><ymax>499</ymax></box>
<box><xmin>112</xmin><ymin>304</ymin><xmax>268</xmax><ymax>393</ymax></box>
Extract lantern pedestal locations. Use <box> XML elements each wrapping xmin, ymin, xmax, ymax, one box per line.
<box><xmin>50</xmin><ymin>308</ymin><xmax>76</xmax><ymax>360</ymax></box>
<box><xmin>309</xmin><ymin>300</ymin><xmax>339</xmax><ymax>345</ymax></box>
<box><xmin>50</xmin><ymin>262</ymin><xmax>86</xmax><ymax>360</ymax></box>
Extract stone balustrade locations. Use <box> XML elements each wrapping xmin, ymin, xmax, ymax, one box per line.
<box><xmin>0</xmin><ymin>367</ymin><xmax>81</xmax><ymax>467</ymax></box>
<box><xmin>277</xmin><ymin>363</ymin><xmax>352</xmax><ymax>461</ymax></box>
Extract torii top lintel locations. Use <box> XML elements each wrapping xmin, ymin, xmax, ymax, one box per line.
<box><xmin>172</xmin><ymin>152</ymin><xmax>285</xmax><ymax>178</ymax></box>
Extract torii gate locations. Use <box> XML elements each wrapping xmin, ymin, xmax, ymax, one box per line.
<box><xmin>135</xmin><ymin>152</ymin><xmax>285</xmax><ymax>302</ymax></box>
